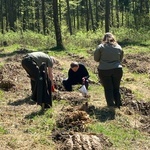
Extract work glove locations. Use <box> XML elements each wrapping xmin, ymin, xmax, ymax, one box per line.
<box><xmin>51</xmin><ymin>85</ymin><xmax>55</xmax><ymax>92</ymax></box>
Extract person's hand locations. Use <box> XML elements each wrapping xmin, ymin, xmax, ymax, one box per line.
<box><xmin>51</xmin><ymin>85</ymin><xmax>55</xmax><ymax>92</ymax></box>
<box><xmin>82</xmin><ymin>77</ymin><xmax>85</xmax><ymax>82</ymax></box>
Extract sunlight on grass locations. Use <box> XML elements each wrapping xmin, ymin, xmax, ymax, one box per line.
<box><xmin>0</xmin><ymin>126</ymin><xmax>8</xmax><ymax>134</ymax></box>
<box><xmin>124</xmin><ymin>45</ymin><xmax>150</xmax><ymax>54</ymax></box>
<box><xmin>87</xmin><ymin>122</ymin><xmax>143</xmax><ymax>148</ymax></box>
<box><xmin>0</xmin><ymin>90</ymin><xmax>4</xmax><ymax>100</ymax></box>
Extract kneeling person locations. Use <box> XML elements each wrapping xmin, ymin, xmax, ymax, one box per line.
<box><xmin>63</xmin><ymin>62</ymin><xmax>89</xmax><ymax>91</ymax></box>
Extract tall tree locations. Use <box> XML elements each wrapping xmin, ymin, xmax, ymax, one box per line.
<box><xmin>89</xmin><ymin>0</ymin><xmax>95</xmax><ymax>31</ymax></box>
<box><xmin>0</xmin><ymin>0</ymin><xmax>4</xmax><ymax>33</ymax></box>
<box><xmin>66</xmin><ymin>0</ymin><xmax>72</xmax><ymax>35</ymax></box>
<box><xmin>116</xmin><ymin>0</ymin><xmax>119</xmax><ymax>28</ymax></box>
<box><xmin>105</xmin><ymin>0</ymin><xmax>110</xmax><ymax>32</ymax></box>
<box><xmin>53</xmin><ymin>0</ymin><xmax>64</xmax><ymax>49</ymax></box>
<box><xmin>85</xmin><ymin>0</ymin><xmax>89</xmax><ymax>31</ymax></box>
<box><xmin>42</xmin><ymin>0</ymin><xmax>46</xmax><ymax>34</ymax></box>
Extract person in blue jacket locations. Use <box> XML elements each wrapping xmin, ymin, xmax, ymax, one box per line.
<box><xmin>94</xmin><ymin>32</ymin><xmax>124</xmax><ymax>108</ymax></box>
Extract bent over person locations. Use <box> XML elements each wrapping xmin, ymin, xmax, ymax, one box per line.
<box><xmin>63</xmin><ymin>62</ymin><xmax>89</xmax><ymax>91</ymax></box>
<box><xmin>94</xmin><ymin>32</ymin><xmax>124</xmax><ymax>108</ymax></box>
<box><xmin>21</xmin><ymin>51</ymin><xmax>55</xmax><ymax>108</ymax></box>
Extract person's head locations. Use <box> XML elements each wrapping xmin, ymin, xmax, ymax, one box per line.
<box><xmin>50</xmin><ymin>56</ymin><xmax>56</xmax><ymax>64</ymax></box>
<box><xmin>70</xmin><ymin>62</ymin><xmax>79</xmax><ymax>72</ymax></box>
<box><xmin>102</xmin><ymin>32</ymin><xmax>117</xmax><ymax>45</ymax></box>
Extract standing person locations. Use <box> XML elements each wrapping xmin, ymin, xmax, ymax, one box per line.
<box><xmin>21</xmin><ymin>51</ymin><xmax>55</xmax><ymax>107</ymax></box>
<box><xmin>63</xmin><ymin>62</ymin><xmax>89</xmax><ymax>91</ymax></box>
<box><xmin>94</xmin><ymin>32</ymin><xmax>124</xmax><ymax>108</ymax></box>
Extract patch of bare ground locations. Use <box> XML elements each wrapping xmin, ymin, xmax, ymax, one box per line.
<box><xmin>0</xmin><ymin>49</ymin><xmax>150</xmax><ymax>150</ymax></box>
<box><xmin>123</xmin><ymin>52</ymin><xmax>150</xmax><ymax>75</ymax></box>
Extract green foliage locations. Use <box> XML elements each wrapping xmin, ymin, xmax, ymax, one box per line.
<box><xmin>0</xmin><ymin>90</ymin><xmax>4</xmax><ymax>100</ymax></box>
<box><xmin>0</xmin><ymin>126</ymin><xmax>8</xmax><ymax>134</ymax></box>
<box><xmin>87</xmin><ymin>122</ymin><xmax>142</xmax><ymax>148</ymax></box>
<box><xmin>62</xmin><ymin>29</ymin><xmax>104</xmax><ymax>50</ymax></box>
<box><xmin>0</xmin><ymin>30</ymin><xmax>56</xmax><ymax>49</ymax></box>
<box><xmin>1</xmin><ymin>28</ymin><xmax>150</xmax><ymax>51</ymax></box>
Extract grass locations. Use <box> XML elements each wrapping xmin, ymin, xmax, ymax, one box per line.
<box><xmin>0</xmin><ymin>28</ymin><xmax>150</xmax><ymax>149</ymax></box>
<box><xmin>0</xmin><ymin>126</ymin><xmax>8</xmax><ymax>134</ymax></box>
<box><xmin>87</xmin><ymin>117</ymin><xmax>148</xmax><ymax>149</ymax></box>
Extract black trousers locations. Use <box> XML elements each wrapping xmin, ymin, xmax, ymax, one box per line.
<box><xmin>63</xmin><ymin>78</ymin><xmax>89</xmax><ymax>91</ymax></box>
<box><xmin>21</xmin><ymin>55</ymin><xmax>39</xmax><ymax>93</ymax></box>
<box><xmin>98</xmin><ymin>68</ymin><xmax>123</xmax><ymax>107</ymax></box>
<box><xmin>21</xmin><ymin>56</ymin><xmax>52</xmax><ymax>107</ymax></box>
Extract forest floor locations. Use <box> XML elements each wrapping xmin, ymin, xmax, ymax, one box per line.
<box><xmin>0</xmin><ymin>48</ymin><xmax>150</xmax><ymax>150</ymax></box>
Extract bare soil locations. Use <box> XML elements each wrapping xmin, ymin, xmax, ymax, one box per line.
<box><xmin>0</xmin><ymin>49</ymin><xmax>150</xmax><ymax>150</ymax></box>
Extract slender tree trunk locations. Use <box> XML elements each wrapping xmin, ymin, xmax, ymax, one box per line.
<box><xmin>58</xmin><ymin>0</ymin><xmax>62</xmax><ymax>24</ymax></box>
<box><xmin>145</xmin><ymin>0</ymin><xmax>149</xmax><ymax>13</ymax></box>
<box><xmin>42</xmin><ymin>0</ymin><xmax>46</xmax><ymax>35</ymax></box>
<box><xmin>85</xmin><ymin>0</ymin><xmax>89</xmax><ymax>31</ymax></box>
<box><xmin>0</xmin><ymin>0</ymin><xmax>4</xmax><ymax>33</ymax></box>
<box><xmin>111</xmin><ymin>0</ymin><xmax>114</xmax><ymax>27</ymax></box>
<box><xmin>35</xmin><ymin>0</ymin><xmax>40</xmax><ymax>32</ymax></box>
<box><xmin>53</xmin><ymin>0</ymin><xmax>64</xmax><ymax>49</ymax></box>
<box><xmin>95</xmin><ymin>0</ymin><xmax>99</xmax><ymax>29</ymax></box>
<box><xmin>9</xmin><ymin>0</ymin><xmax>16</xmax><ymax>31</ymax></box>
<box><xmin>66</xmin><ymin>0</ymin><xmax>72</xmax><ymax>35</ymax></box>
<box><xmin>89</xmin><ymin>0</ymin><xmax>95</xmax><ymax>31</ymax></box>
<box><xmin>105</xmin><ymin>0</ymin><xmax>110</xmax><ymax>32</ymax></box>
<box><xmin>77</xmin><ymin>4</ymin><xmax>79</xmax><ymax>30</ymax></box>
<box><xmin>116</xmin><ymin>0</ymin><xmax>119</xmax><ymax>28</ymax></box>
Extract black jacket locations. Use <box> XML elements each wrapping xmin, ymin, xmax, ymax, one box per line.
<box><xmin>32</xmin><ymin>63</ymin><xmax>52</xmax><ymax>107</ymax></box>
<box><xmin>68</xmin><ymin>63</ymin><xmax>89</xmax><ymax>84</ymax></box>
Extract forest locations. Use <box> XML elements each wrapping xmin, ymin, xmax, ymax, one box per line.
<box><xmin>0</xmin><ymin>0</ymin><xmax>150</xmax><ymax>48</ymax></box>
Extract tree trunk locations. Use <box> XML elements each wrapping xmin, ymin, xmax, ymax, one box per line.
<box><xmin>66</xmin><ymin>0</ymin><xmax>72</xmax><ymax>35</ymax></box>
<box><xmin>53</xmin><ymin>0</ymin><xmax>64</xmax><ymax>49</ymax></box>
<box><xmin>35</xmin><ymin>0</ymin><xmax>40</xmax><ymax>32</ymax></box>
<box><xmin>42</xmin><ymin>0</ymin><xmax>46</xmax><ymax>35</ymax></box>
<box><xmin>77</xmin><ymin>4</ymin><xmax>79</xmax><ymax>30</ymax></box>
<box><xmin>105</xmin><ymin>0</ymin><xmax>110</xmax><ymax>32</ymax></box>
<box><xmin>0</xmin><ymin>0</ymin><xmax>4</xmax><ymax>33</ymax></box>
<box><xmin>89</xmin><ymin>0</ymin><xmax>95</xmax><ymax>31</ymax></box>
<box><xmin>116</xmin><ymin>0</ymin><xmax>119</xmax><ymax>28</ymax></box>
<box><xmin>85</xmin><ymin>0</ymin><xmax>89</xmax><ymax>31</ymax></box>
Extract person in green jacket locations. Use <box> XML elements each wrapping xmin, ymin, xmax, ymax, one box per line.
<box><xmin>94</xmin><ymin>32</ymin><xmax>124</xmax><ymax>108</ymax></box>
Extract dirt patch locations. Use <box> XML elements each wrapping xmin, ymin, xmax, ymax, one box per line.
<box><xmin>123</xmin><ymin>53</ymin><xmax>150</xmax><ymax>74</ymax></box>
<box><xmin>0</xmin><ymin>49</ymin><xmax>150</xmax><ymax>149</ymax></box>
<box><xmin>52</xmin><ymin>131</ymin><xmax>113</xmax><ymax>150</ymax></box>
<box><xmin>120</xmin><ymin>86</ymin><xmax>150</xmax><ymax>134</ymax></box>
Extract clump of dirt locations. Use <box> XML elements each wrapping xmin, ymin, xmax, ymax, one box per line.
<box><xmin>120</xmin><ymin>86</ymin><xmax>150</xmax><ymax>134</ymax></box>
<box><xmin>123</xmin><ymin>53</ymin><xmax>150</xmax><ymax>74</ymax></box>
<box><xmin>139</xmin><ymin>116</ymin><xmax>150</xmax><ymax>134</ymax></box>
<box><xmin>120</xmin><ymin>87</ymin><xmax>150</xmax><ymax>116</ymax></box>
<box><xmin>52</xmin><ymin>131</ymin><xmax>113</xmax><ymax>150</ymax></box>
<box><xmin>0</xmin><ymin>79</ymin><xmax>15</xmax><ymax>91</ymax></box>
<box><xmin>56</xmin><ymin>110</ymin><xmax>91</xmax><ymax>132</ymax></box>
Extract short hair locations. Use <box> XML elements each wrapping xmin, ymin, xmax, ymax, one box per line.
<box><xmin>50</xmin><ymin>56</ymin><xmax>56</xmax><ymax>64</ymax></box>
<box><xmin>70</xmin><ymin>62</ymin><xmax>79</xmax><ymax>68</ymax></box>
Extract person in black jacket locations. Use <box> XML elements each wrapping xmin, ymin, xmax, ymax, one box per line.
<box><xmin>63</xmin><ymin>62</ymin><xmax>89</xmax><ymax>91</ymax></box>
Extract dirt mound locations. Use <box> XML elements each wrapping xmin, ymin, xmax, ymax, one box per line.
<box><xmin>52</xmin><ymin>131</ymin><xmax>113</xmax><ymax>150</ymax></box>
<box><xmin>120</xmin><ymin>86</ymin><xmax>150</xmax><ymax>134</ymax></box>
<box><xmin>56</xmin><ymin>110</ymin><xmax>91</xmax><ymax>132</ymax></box>
<box><xmin>123</xmin><ymin>53</ymin><xmax>150</xmax><ymax>74</ymax></box>
<box><xmin>120</xmin><ymin>87</ymin><xmax>150</xmax><ymax>116</ymax></box>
